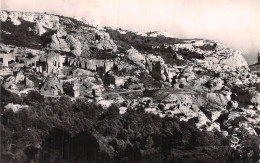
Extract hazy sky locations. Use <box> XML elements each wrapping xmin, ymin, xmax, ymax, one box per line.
<box><xmin>1</xmin><ymin>0</ymin><xmax>260</xmax><ymax>63</ymax></box>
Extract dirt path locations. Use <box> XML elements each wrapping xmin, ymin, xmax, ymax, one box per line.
<box><xmin>101</xmin><ymin>87</ymin><xmax>196</xmax><ymax>97</ymax></box>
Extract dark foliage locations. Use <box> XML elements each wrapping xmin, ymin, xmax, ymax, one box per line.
<box><xmin>1</xmin><ymin>86</ymin><xmax>259</xmax><ymax>163</ymax></box>
<box><xmin>0</xmin><ymin>19</ymin><xmax>54</xmax><ymax>50</ymax></box>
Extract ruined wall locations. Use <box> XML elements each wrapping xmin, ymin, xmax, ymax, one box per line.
<box><xmin>68</xmin><ymin>57</ymin><xmax>114</xmax><ymax>73</ymax></box>
<box><xmin>0</xmin><ymin>53</ymin><xmax>16</xmax><ymax>66</ymax></box>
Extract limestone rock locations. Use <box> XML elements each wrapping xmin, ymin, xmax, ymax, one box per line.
<box><xmin>145</xmin><ymin>54</ymin><xmax>166</xmax><ymax>81</ymax></box>
<box><xmin>56</xmin><ymin>27</ymin><xmax>67</xmax><ymax>37</ymax></box>
<box><xmin>35</xmin><ymin>20</ymin><xmax>47</xmax><ymax>36</ymax></box>
<box><xmin>8</xmin><ymin>12</ymin><xmax>21</xmax><ymax>25</ymax></box>
<box><xmin>4</xmin><ymin>103</ymin><xmax>28</xmax><ymax>113</ymax></box>
<box><xmin>0</xmin><ymin>11</ymin><xmax>8</xmax><ymax>22</ymax></box>
<box><xmin>66</xmin><ymin>35</ymin><xmax>82</xmax><ymax>56</ymax></box>
<box><xmin>98</xmin><ymin>100</ymin><xmax>114</xmax><ymax>109</ymax></box>
<box><xmin>206</xmin><ymin>122</ymin><xmax>221</xmax><ymax>132</ymax></box>
<box><xmin>3</xmin><ymin>76</ymin><xmax>17</xmax><ymax>90</ymax></box>
<box><xmin>206</xmin><ymin>92</ymin><xmax>229</xmax><ymax>106</ymax></box>
<box><xmin>50</xmin><ymin>34</ymin><xmax>70</xmax><ymax>52</ymax></box>
<box><xmin>15</xmin><ymin>71</ymin><xmax>25</xmax><ymax>83</ymax></box>
<box><xmin>220</xmin><ymin>50</ymin><xmax>248</xmax><ymax>68</ymax></box>
<box><xmin>206</xmin><ymin>78</ymin><xmax>224</xmax><ymax>91</ymax></box>
<box><xmin>250</xmin><ymin>91</ymin><xmax>260</xmax><ymax>105</ymax></box>
<box><xmin>126</xmin><ymin>48</ymin><xmax>146</xmax><ymax>66</ymax></box>
<box><xmin>1</xmin><ymin>10</ymin><xmax>60</xmax><ymax>29</ymax></box>
<box><xmin>95</xmin><ymin>31</ymin><xmax>117</xmax><ymax>52</ymax></box>
<box><xmin>119</xmin><ymin>107</ymin><xmax>128</xmax><ymax>114</ymax></box>
<box><xmin>40</xmin><ymin>75</ymin><xmax>63</xmax><ymax>96</ymax></box>
<box><xmin>25</xmin><ymin>78</ymin><xmax>34</xmax><ymax>87</ymax></box>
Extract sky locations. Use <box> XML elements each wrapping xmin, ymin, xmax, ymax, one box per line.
<box><xmin>1</xmin><ymin>0</ymin><xmax>260</xmax><ymax>64</ymax></box>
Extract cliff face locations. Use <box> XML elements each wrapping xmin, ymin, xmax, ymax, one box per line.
<box><xmin>1</xmin><ymin>10</ymin><xmax>260</xmax><ymax>163</ymax></box>
<box><xmin>0</xmin><ymin>10</ymin><xmax>117</xmax><ymax>55</ymax></box>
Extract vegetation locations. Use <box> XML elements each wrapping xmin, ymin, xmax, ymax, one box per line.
<box><xmin>1</xmin><ymin>19</ymin><xmax>54</xmax><ymax>50</ymax></box>
<box><xmin>105</xmin><ymin>28</ymin><xmax>198</xmax><ymax>66</ymax></box>
<box><xmin>1</xmin><ymin>87</ymin><xmax>259</xmax><ymax>162</ymax></box>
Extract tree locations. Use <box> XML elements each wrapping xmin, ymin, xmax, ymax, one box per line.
<box><xmin>24</xmin><ymin>91</ymin><xmax>44</xmax><ymax>104</ymax></box>
<box><xmin>106</xmin><ymin>104</ymin><xmax>120</xmax><ymax>120</ymax></box>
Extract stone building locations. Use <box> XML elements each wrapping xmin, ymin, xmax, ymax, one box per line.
<box><xmin>0</xmin><ymin>53</ymin><xmax>16</xmax><ymax>67</ymax></box>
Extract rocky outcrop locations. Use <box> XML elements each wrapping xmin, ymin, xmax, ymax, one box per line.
<box><xmin>0</xmin><ymin>10</ymin><xmax>117</xmax><ymax>57</ymax></box>
<box><xmin>4</xmin><ymin>103</ymin><xmax>28</xmax><ymax>113</ymax></box>
<box><xmin>66</xmin><ymin>35</ymin><xmax>82</xmax><ymax>56</ymax></box>
<box><xmin>219</xmin><ymin>50</ymin><xmax>248</xmax><ymax>68</ymax></box>
<box><xmin>49</xmin><ymin>33</ymin><xmax>70</xmax><ymax>52</ymax></box>
<box><xmin>15</xmin><ymin>71</ymin><xmax>25</xmax><ymax>83</ymax></box>
<box><xmin>146</xmin><ymin>31</ymin><xmax>174</xmax><ymax>38</ymax></box>
<box><xmin>251</xmin><ymin>91</ymin><xmax>260</xmax><ymax>105</ymax></box>
<box><xmin>206</xmin><ymin>92</ymin><xmax>230</xmax><ymax>106</ymax></box>
<box><xmin>145</xmin><ymin>55</ymin><xmax>167</xmax><ymax>81</ymax></box>
<box><xmin>0</xmin><ymin>10</ymin><xmax>60</xmax><ymax>33</ymax></box>
<box><xmin>40</xmin><ymin>74</ymin><xmax>63</xmax><ymax>96</ymax></box>
<box><xmin>25</xmin><ymin>78</ymin><xmax>34</xmax><ymax>87</ymax></box>
<box><xmin>3</xmin><ymin>76</ymin><xmax>18</xmax><ymax>90</ymax></box>
<box><xmin>126</xmin><ymin>47</ymin><xmax>146</xmax><ymax>67</ymax></box>
<box><xmin>95</xmin><ymin>31</ymin><xmax>117</xmax><ymax>52</ymax></box>
<box><xmin>232</xmin><ymin>86</ymin><xmax>260</xmax><ymax>106</ymax></box>
<box><xmin>2</xmin><ymin>71</ymin><xmax>35</xmax><ymax>90</ymax></box>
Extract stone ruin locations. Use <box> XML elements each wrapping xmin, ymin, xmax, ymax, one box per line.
<box><xmin>40</xmin><ymin>74</ymin><xmax>63</xmax><ymax>96</ymax></box>
<box><xmin>0</xmin><ymin>53</ymin><xmax>16</xmax><ymax>67</ymax></box>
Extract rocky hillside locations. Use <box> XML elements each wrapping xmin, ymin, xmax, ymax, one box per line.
<box><xmin>1</xmin><ymin>10</ymin><xmax>260</xmax><ymax>162</ymax></box>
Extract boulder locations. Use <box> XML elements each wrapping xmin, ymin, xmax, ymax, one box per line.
<box><xmin>119</xmin><ymin>107</ymin><xmax>128</xmax><ymax>114</ymax></box>
<box><xmin>0</xmin><ymin>11</ymin><xmax>8</xmax><ymax>22</ymax></box>
<box><xmin>50</xmin><ymin>34</ymin><xmax>70</xmax><ymax>52</ymax></box>
<box><xmin>206</xmin><ymin>122</ymin><xmax>221</xmax><ymax>132</ymax></box>
<box><xmin>4</xmin><ymin>103</ymin><xmax>28</xmax><ymax>113</ymax></box>
<box><xmin>162</xmin><ymin>93</ymin><xmax>194</xmax><ymax>104</ymax></box>
<box><xmin>9</xmin><ymin>12</ymin><xmax>21</xmax><ymax>25</ymax></box>
<box><xmin>25</xmin><ymin>78</ymin><xmax>34</xmax><ymax>87</ymax></box>
<box><xmin>206</xmin><ymin>78</ymin><xmax>224</xmax><ymax>91</ymax></box>
<box><xmin>95</xmin><ymin>31</ymin><xmax>117</xmax><ymax>52</ymax></box>
<box><xmin>3</xmin><ymin>76</ymin><xmax>17</xmax><ymax>90</ymax></box>
<box><xmin>73</xmin><ymin>68</ymin><xmax>94</xmax><ymax>77</ymax></box>
<box><xmin>35</xmin><ymin>20</ymin><xmax>47</xmax><ymax>36</ymax></box>
<box><xmin>15</xmin><ymin>71</ymin><xmax>25</xmax><ymax>83</ymax></box>
<box><xmin>98</xmin><ymin>100</ymin><xmax>114</xmax><ymax>109</ymax></box>
<box><xmin>145</xmin><ymin>54</ymin><xmax>166</xmax><ymax>81</ymax></box>
<box><xmin>126</xmin><ymin>48</ymin><xmax>146</xmax><ymax>66</ymax></box>
<box><xmin>66</xmin><ymin>35</ymin><xmax>82</xmax><ymax>56</ymax></box>
<box><xmin>40</xmin><ymin>75</ymin><xmax>63</xmax><ymax>96</ymax></box>
<box><xmin>250</xmin><ymin>91</ymin><xmax>260</xmax><ymax>105</ymax></box>
<box><xmin>206</xmin><ymin>92</ymin><xmax>229</xmax><ymax>106</ymax></box>
<box><xmin>56</xmin><ymin>27</ymin><xmax>67</xmax><ymax>37</ymax></box>
<box><xmin>220</xmin><ymin>50</ymin><xmax>248</xmax><ymax>68</ymax></box>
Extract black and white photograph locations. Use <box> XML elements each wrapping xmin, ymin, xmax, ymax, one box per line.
<box><xmin>0</xmin><ymin>0</ymin><xmax>260</xmax><ymax>162</ymax></box>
